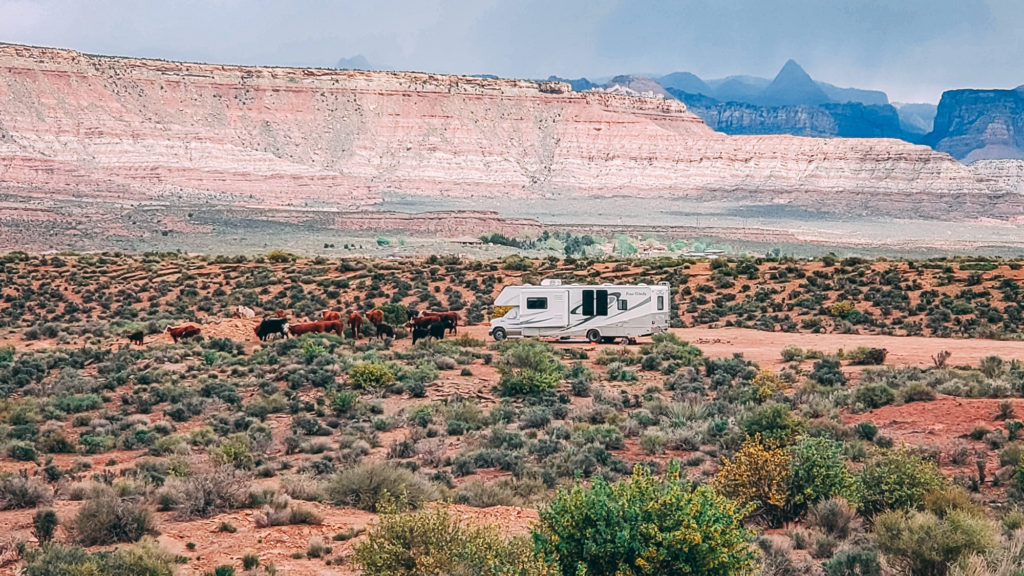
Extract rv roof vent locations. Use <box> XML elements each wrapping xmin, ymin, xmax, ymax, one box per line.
<box><xmin>657</xmin><ymin>281</ymin><xmax>670</xmax><ymax>286</ymax></box>
<box><xmin>541</xmin><ymin>279</ymin><xmax>562</xmax><ymax>286</ymax></box>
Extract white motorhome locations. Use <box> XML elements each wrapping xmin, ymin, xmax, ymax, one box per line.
<box><xmin>489</xmin><ymin>279</ymin><xmax>671</xmax><ymax>343</ymax></box>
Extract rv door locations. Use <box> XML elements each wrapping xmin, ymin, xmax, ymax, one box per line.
<box><xmin>519</xmin><ymin>289</ymin><xmax>570</xmax><ymax>328</ymax></box>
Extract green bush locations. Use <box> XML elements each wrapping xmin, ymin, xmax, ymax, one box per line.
<box><xmin>789</xmin><ymin>436</ymin><xmax>855</xmax><ymax>512</ymax></box>
<box><xmin>741</xmin><ymin>403</ymin><xmax>804</xmax><ymax>445</ymax></box>
<box><xmin>73</xmin><ymin>486</ymin><xmax>156</xmax><ymax>546</ymax></box>
<box><xmin>355</xmin><ymin>503</ymin><xmax>548</xmax><ymax>576</ymax></box>
<box><xmin>856</xmin><ymin>449</ymin><xmax>945</xmax><ymax>517</ymax></box>
<box><xmin>347</xmin><ymin>363</ymin><xmax>396</xmax><ymax>391</ymax></box>
<box><xmin>535</xmin><ymin>462</ymin><xmax>757</xmax><ymax>576</ymax></box>
<box><xmin>822</xmin><ymin>546</ymin><xmax>882</xmax><ymax>576</ymax></box>
<box><xmin>33</xmin><ymin>508</ymin><xmax>59</xmax><ymax>543</ymax></box>
<box><xmin>495</xmin><ymin>339</ymin><xmax>562</xmax><ymax>396</ymax></box>
<box><xmin>853</xmin><ymin>384</ymin><xmax>896</xmax><ymax>411</ymax></box>
<box><xmin>325</xmin><ymin>463</ymin><xmax>437</xmax><ymax>512</ymax></box>
<box><xmin>873</xmin><ymin>509</ymin><xmax>997</xmax><ymax>576</ymax></box>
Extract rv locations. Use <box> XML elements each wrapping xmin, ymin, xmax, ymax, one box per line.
<box><xmin>489</xmin><ymin>279</ymin><xmax>671</xmax><ymax>343</ymax></box>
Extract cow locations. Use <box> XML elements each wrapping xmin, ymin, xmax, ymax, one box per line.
<box><xmin>322</xmin><ymin>310</ymin><xmax>342</xmax><ymax>322</ymax></box>
<box><xmin>127</xmin><ymin>331</ymin><xmax>145</xmax><ymax>345</ymax></box>
<box><xmin>166</xmin><ymin>324</ymin><xmax>202</xmax><ymax>343</ymax></box>
<box><xmin>407</xmin><ymin>314</ymin><xmax>442</xmax><ymax>329</ymax></box>
<box><xmin>366</xmin><ymin>309</ymin><xmax>385</xmax><ymax>327</ymax></box>
<box><xmin>287</xmin><ymin>320</ymin><xmax>344</xmax><ymax>337</ymax></box>
<box><xmin>411</xmin><ymin>325</ymin><xmax>430</xmax><ymax>345</ymax></box>
<box><xmin>374</xmin><ymin>323</ymin><xmax>395</xmax><ymax>341</ymax></box>
<box><xmin>255</xmin><ymin>317</ymin><xmax>290</xmax><ymax>341</ymax></box>
<box><xmin>232</xmin><ymin>306</ymin><xmax>256</xmax><ymax>319</ymax></box>
<box><xmin>348</xmin><ymin>312</ymin><xmax>363</xmax><ymax>339</ymax></box>
<box><xmin>434</xmin><ymin>311</ymin><xmax>459</xmax><ymax>335</ymax></box>
<box><xmin>276</xmin><ymin>309</ymin><xmax>287</xmax><ymax>319</ymax></box>
<box><xmin>411</xmin><ymin>319</ymin><xmax>452</xmax><ymax>344</ymax></box>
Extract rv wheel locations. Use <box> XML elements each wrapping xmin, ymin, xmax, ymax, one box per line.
<box><xmin>586</xmin><ymin>329</ymin><xmax>602</xmax><ymax>343</ymax></box>
<box><xmin>492</xmin><ymin>327</ymin><xmax>507</xmax><ymax>341</ymax></box>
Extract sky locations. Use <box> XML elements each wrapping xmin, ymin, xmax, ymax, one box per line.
<box><xmin>0</xmin><ymin>0</ymin><xmax>1021</xmax><ymax>103</ymax></box>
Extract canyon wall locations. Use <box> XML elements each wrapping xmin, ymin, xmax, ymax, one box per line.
<box><xmin>0</xmin><ymin>44</ymin><xmax>1019</xmax><ymax>219</ymax></box>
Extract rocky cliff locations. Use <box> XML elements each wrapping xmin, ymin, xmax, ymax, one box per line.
<box><xmin>0</xmin><ymin>44</ymin><xmax>1018</xmax><ymax>219</ymax></box>
<box><xmin>925</xmin><ymin>88</ymin><xmax>1024</xmax><ymax>162</ymax></box>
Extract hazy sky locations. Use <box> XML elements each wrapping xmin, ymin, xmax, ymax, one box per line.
<box><xmin>1</xmin><ymin>0</ymin><xmax>1021</xmax><ymax>103</ymax></box>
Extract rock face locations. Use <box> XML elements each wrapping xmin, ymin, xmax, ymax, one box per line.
<box><xmin>671</xmin><ymin>91</ymin><xmax>904</xmax><ymax>139</ymax></box>
<box><xmin>0</xmin><ymin>44</ymin><xmax>1018</xmax><ymax>219</ymax></box>
<box><xmin>925</xmin><ymin>88</ymin><xmax>1024</xmax><ymax>162</ymax></box>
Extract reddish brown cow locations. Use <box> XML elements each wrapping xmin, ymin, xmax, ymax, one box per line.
<box><xmin>366</xmin><ymin>309</ymin><xmax>384</xmax><ymax>326</ymax></box>
<box><xmin>166</xmin><ymin>324</ymin><xmax>202</xmax><ymax>342</ymax></box>
<box><xmin>287</xmin><ymin>320</ymin><xmax>344</xmax><ymax>337</ymax></box>
<box><xmin>276</xmin><ymin>309</ymin><xmax>287</xmax><ymax>318</ymax></box>
<box><xmin>348</xmin><ymin>313</ymin><xmax>363</xmax><ymax>339</ymax></box>
<box><xmin>434</xmin><ymin>311</ymin><xmax>459</xmax><ymax>334</ymax></box>
<box><xmin>322</xmin><ymin>310</ymin><xmax>342</xmax><ymax>322</ymax></box>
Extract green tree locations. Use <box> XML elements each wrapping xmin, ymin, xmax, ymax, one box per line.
<box><xmin>534</xmin><ymin>462</ymin><xmax>757</xmax><ymax>576</ymax></box>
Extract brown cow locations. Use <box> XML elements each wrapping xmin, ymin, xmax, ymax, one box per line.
<box><xmin>166</xmin><ymin>324</ymin><xmax>202</xmax><ymax>342</ymax></box>
<box><xmin>348</xmin><ymin>313</ymin><xmax>363</xmax><ymax>339</ymax></box>
<box><xmin>287</xmin><ymin>320</ymin><xmax>344</xmax><ymax>337</ymax></box>
<box><xmin>366</xmin><ymin>309</ymin><xmax>384</xmax><ymax>326</ymax></box>
<box><xmin>276</xmin><ymin>309</ymin><xmax>287</xmax><ymax>318</ymax></box>
<box><xmin>322</xmin><ymin>310</ymin><xmax>342</xmax><ymax>322</ymax></box>
<box><xmin>434</xmin><ymin>311</ymin><xmax>459</xmax><ymax>334</ymax></box>
<box><xmin>409</xmin><ymin>312</ymin><xmax>459</xmax><ymax>334</ymax></box>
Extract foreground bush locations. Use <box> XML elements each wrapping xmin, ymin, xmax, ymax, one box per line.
<box><xmin>495</xmin><ymin>339</ymin><xmax>562</xmax><ymax>396</ymax></box>
<box><xmin>715</xmin><ymin>435</ymin><xmax>791</xmax><ymax>526</ymax></box>
<box><xmin>325</xmin><ymin>463</ymin><xmax>438</xmax><ymax>512</ymax></box>
<box><xmin>874</xmin><ymin>509</ymin><xmax>997</xmax><ymax>576</ymax></box>
<box><xmin>21</xmin><ymin>539</ymin><xmax>174</xmax><ymax>576</ymax></box>
<box><xmin>355</xmin><ymin>503</ymin><xmax>550</xmax><ymax>576</ymax></box>
<box><xmin>534</xmin><ymin>462</ymin><xmax>757</xmax><ymax>576</ymax></box>
<box><xmin>73</xmin><ymin>486</ymin><xmax>156</xmax><ymax>546</ymax></box>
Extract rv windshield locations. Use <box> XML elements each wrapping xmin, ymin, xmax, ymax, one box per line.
<box><xmin>505</xmin><ymin>307</ymin><xmax>519</xmax><ymax>319</ymax></box>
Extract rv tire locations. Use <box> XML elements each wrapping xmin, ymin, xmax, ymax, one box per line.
<box><xmin>586</xmin><ymin>329</ymin><xmax>601</xmax><ymax>343</ymax></box>
<box><xmin>492</xmin><ymin>327</ymin><xmax>507</xmax><ymax>341</ymax></box>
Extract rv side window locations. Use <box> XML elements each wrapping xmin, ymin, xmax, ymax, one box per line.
<box><xmin>657</xmin><ymin>295</ymin><xmax>664</xmax><ymax>311</ymax></box>
<box><xmin>526</xmin><ymin>297</ymin><xmax>548</xmax><ymax>310</ymax></box>
<box><xmin>617</xmin><ymin>299</ymin><xmax>628</xmax><ymax>311</ymax></box>
<box><xmin>596</xmin><ymin>290</ymin><xmax>609</xmax><ymax>315</ymax></box>
<box><xmin>582</xmin><ymin>290</ymin><xmax>595</xmax><ymax>315</ymax></box>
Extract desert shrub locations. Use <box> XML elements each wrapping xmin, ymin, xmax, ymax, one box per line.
<box><xmin>846</xmin><ymin>347</ymin><xmax>888</xmax><ymax>366</ymax></box>
<box><xmin>325</xmin><ymin>463</ymin><xmax>437</xmax><ymax>512</ymax></box>
<box><xmin>347</xmin><ymin>363</ymin><xmax>396</xmax><ymax>391</ymax></box>
<box><xmin>254</xmin><ymin>494</ymin><xmax>323</xmax><ymax>527</ymax></box>
<box><xmin>852</xmin><ymin>384</ymin><xmax>895</xmax><ymax>411</ymax></box>
<box><xmin>781</xmin><ymin>345</ymin><xmax>805</xmax><ymax>362</ymax></box>
<box><xmin>169</xmin><ymin>466</ymin><xmax>250</xmax><ymax>519</ymax></box>
<box><xmin>873</xmin><ymin>509</ymin><xmax>997</xmax><ymax>576</ymax></box>
<box><xmin>715</xmin><ymin>435</ymin><xmax>791</xmax><ymax>526</ymax></box>
<box><xmin>495</xmin><ymin>339</ymin><xmax>562</xmax><ymax>396</ymax></box>
<box><xmin>854</xmin><ymin>421</ymin><xmax>878</xmax><ymax>441</ymax></box>
<box><xmin>73</xmin><ymin>486</ymin><xmax>156</xmax><ymax>546</ymax></box>
<box><xmin>790</xmin><ymin>436</ymin><xmax>855</xmax><ymax>512</ymax></box>
<box><xmin>210</xmin><ymin>433</ymin><xmax>255</xmax><ymax>470</ymax></box>
<box><xmin>32</xmin><ymin>509</ymin><xmax>59</xmax><ymax>544</ymax></box>
<box><xmin>741</xmin><ymin>403</ymin><xmax>804</xmax><ymax>445</ymax></box>
<box><xmin>900</xmin><ymin>381</ymin><xmax>937</xmax><ymax>403</ymax></box>
<box><xmin>856</xmin><ymin>449</ymin><xmax>946</xmax><ymax>517</ymax></box>
<box><xmin>822</xmin><ymin>546</ymin><xmax>882</xmax><ymax>576</ymax></box>
<box><xmin>980</xmin><ymin>356</ymin><xmax>1006</xmax><ymax>379</ymax></box>
<box><xmin>810</xmin><ymin>358</ymin><xmax>847</xmax><ymax>387</ymax></box>
<box><xmin>355</xmin><ymin>502</ymin><xmax>547</xmax><ymax>576</ymax></box>
<box><xmin>535</xmin><ymin>461</ymin><xmax>757</xmax><ymax>576</ymax></box>
<box><xmin>0</xmin><ymin>473</ymin><xmax>52</xmax><ymax>510</ymax></box>
<box><xmin>808</xmin><ymin>497</ymin><xmax>863</xmax><ymax>540</ymax></box>
<box><xmin>20</xmin><ymin>540</ymin><xmax>175</xmax><ymax>576</ymax></box>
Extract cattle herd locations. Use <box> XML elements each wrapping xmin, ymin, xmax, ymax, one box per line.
<box><xmin>132</xmin><ymin>308</ymin><xmax>461</xmax><ymax>346</ymax></box>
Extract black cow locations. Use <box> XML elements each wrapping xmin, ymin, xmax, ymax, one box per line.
<box><xmin>411</xmin><ymin>326</ymin><xmax>430</xmax><ymax>345</ymax></box>
<box><xmin>255</xmin><ymin>318</ymin><xmax>290</xmax><ymax>341</ymax></box>
<box><xmin>127</xmin><ymin>331</ymin><xmax>145</xmax><ymax>345</ymax></box>
<box><xmin>375</xmin><ymin>323</ymin><xmax>395</xmax><ymax>341</ymax></box>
